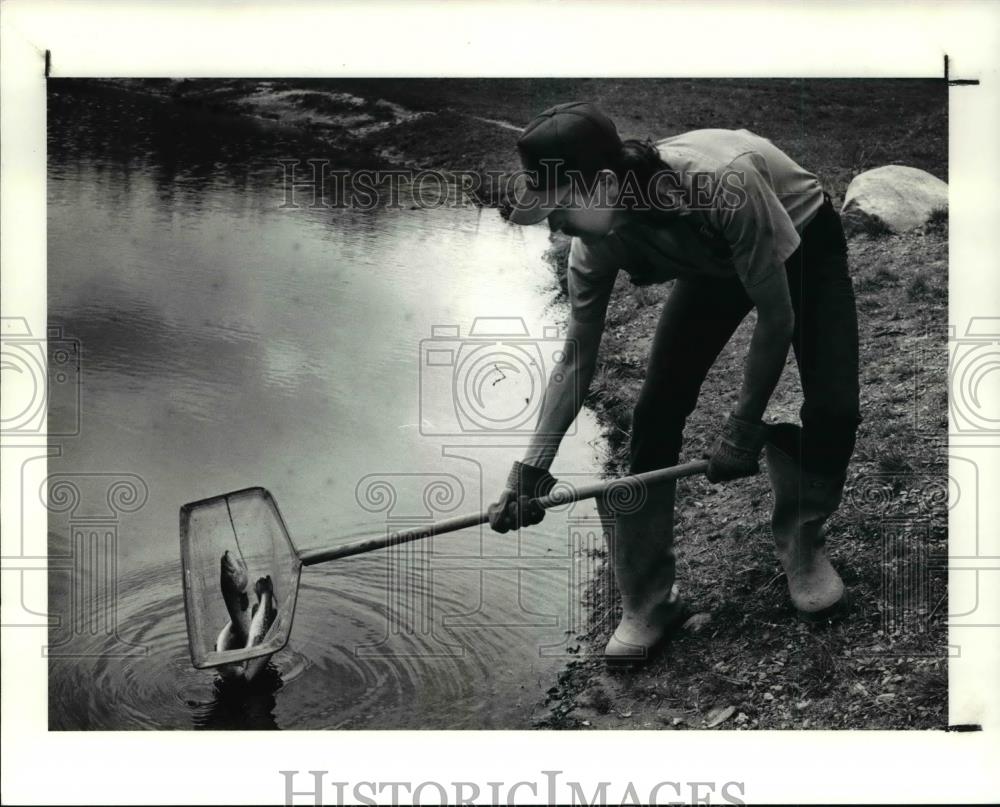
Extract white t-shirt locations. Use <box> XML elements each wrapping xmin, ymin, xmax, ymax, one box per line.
<box><xmin>567</xmin><ymin>129</ymin><xmax>825</xmax><ymax>323</ymax></box>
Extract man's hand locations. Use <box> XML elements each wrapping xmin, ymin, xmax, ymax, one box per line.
<box><xmin>705</xmin><ymin>414</ymin><xmax>769</xmax><ymax>482</ymax></box>
<box><xmin>488</xmin><ymin>461</ymin><xmax>558</xmax><ymax>533</ymax></box>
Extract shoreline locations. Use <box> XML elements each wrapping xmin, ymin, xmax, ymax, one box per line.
<box><xmin>83</xmin><ymin>79</ymin><xmax>950</xmax><ymax>730</ymax></box>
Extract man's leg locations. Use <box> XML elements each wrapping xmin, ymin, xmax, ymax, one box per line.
<box><xmin>789</xmin><ymin>200</ymin><xmax>861</xmax><ymax>475</ymax></box>
<box><xmin>629</xmin><ymin>277</ymin><xmax>755</xmax><ymax>474</ymax></box>
<box><xmin>602</xmin><ymin>276</ymin><xmax>752</xmax><ymax>661</ymax></box>
<box><xmin>766</xmin><ymin>199</ymin><xmax>860</xmax><ymax>618</ymax></box>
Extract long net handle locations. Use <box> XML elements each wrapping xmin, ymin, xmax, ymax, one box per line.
<box><xmin>298</xmin><ymin>460</ymin><xmax>708</xmax><ymax>566</ymax></box>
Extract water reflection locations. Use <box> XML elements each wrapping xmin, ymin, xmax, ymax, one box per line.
<box><xmin>195</xmin><ymin>670</ymin><xmax>283</xmax><ymax>731</ymax></box>
<box><xmin>49</xmin><ymin>80</ymin><xmax>354</xmax><ymax>202</ymax></box>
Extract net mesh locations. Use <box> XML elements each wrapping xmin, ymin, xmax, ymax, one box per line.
<box><xmin>180</xmin><ymin>487</ymin><xmax>301</xmax><ymax>669</ymax></box>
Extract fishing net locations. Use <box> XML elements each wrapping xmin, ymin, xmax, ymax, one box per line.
<box><xmin>179</xmin><ymin>487</ymin><xmax>301</xmax><ymax>669</ymax></box>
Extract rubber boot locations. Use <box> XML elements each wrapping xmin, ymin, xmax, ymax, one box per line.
<box><xmin>765</xmin><ymin>432</ymin><xmax>848</xmax><ymax>619</ymax></box>
<box><xmin>597</xmin><ymin>480</ymin><xmax>686</xmax><ymax>664</ymax></box>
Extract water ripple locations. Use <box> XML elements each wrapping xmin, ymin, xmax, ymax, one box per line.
<box><xmin>49</xmin><ymin>545</ymin><xmax>576</xmax><ymax>729</ymax></box>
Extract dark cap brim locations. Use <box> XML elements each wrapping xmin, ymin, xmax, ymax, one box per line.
<box><xmin>506</xmin><ymin>183</ymin><xmax>571</xmax><ymax>226</ymax></box>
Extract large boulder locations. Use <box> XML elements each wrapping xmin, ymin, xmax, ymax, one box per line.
<box><xmin>841</xmin><ymin>165</ymin><xmax>948</xmax><ymax>236</ymax></box>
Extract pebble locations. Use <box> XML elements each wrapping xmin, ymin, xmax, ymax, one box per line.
<box><xmin>706</xmin><ymin>705</ymin><xmax>736</xmax><ymax>728</ymax></box>
<box><xmin>683</xmin><ymin>613</ymin><xmax>713</xmax><ymax>633</ymax></box>
<box><xmin>763</xmin><ymin>692</ymin><xmax>775</xmax><ymax>702</ymax></box>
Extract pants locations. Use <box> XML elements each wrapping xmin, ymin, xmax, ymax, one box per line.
<box><xmin>629</xmin><ymin>194</ymin><xmax>861</xmax><ymax>476</ymax></box>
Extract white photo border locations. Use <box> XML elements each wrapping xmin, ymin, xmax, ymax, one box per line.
<box><xmin>2</xmin><ymin>1</ymin><xmax>998</xmax><ymax>804</ymax></box>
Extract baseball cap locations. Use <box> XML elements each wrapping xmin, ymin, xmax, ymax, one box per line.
<box><xmin>508</xmin><ymin>101</ymin><xmax>622</xmax><ymax>225</ymax></box>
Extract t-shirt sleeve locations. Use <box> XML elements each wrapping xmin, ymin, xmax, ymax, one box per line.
<box><xmin>567</xmin><ymin>236</ymin><xmax>619</xmax><ymax>324</ymax></box>
<box><xmin>708</xmin><ymin>152</ymin><xmax>801</xmax><ymax>288</ymax></box>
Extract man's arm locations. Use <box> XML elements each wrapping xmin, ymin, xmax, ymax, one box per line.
<box><xmin>734</xmin><ymin>270</ymin><xmax>795</xmax><ymax>422</ymax></box>
<box><xmin>487</xmin><ymin>312</ymin><xmax>606</xmax><ymax>534</ymax></box>
<box><xmin>488</xmin><ymin>237</ymin><xmax>617</xmax><ymax>533</ymax></box>
<box><xmin>522</xmin><ymin>313</ymin><xmax>606</xmax><ymax>469</ymax></box>
<box><xmin>703</xmin><ymin>269</ymin><xmax>794</xmax><ymax>483</ymax></box>
<box><xmin>708</xmin><ymin>153</ymin><xmax>800</xmax><ymax>423</ymax></box>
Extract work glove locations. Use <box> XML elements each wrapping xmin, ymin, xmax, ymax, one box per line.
<box><xmin>488</xmin><ymin>460</ymin><xmax>558</xmax><ymax>534</ymax></box>
<box><xmin>704</xmin><ymin>414</ymin><xmax>769</xmax><ymax>483</ymax></box>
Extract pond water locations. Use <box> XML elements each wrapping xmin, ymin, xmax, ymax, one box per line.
<box><xmin>46</xmin><ymin>83</ymin><xmax>606</xmax><ymax>730</ymax></box>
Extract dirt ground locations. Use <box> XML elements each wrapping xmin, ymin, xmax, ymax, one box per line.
<box><xmin>100</xmin><ymin>78</ymin><xmax>950</xmax><ymax>730</ymax></box>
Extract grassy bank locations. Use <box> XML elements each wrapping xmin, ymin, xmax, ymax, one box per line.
<box><xmin>105</xmin><ymin>78</ymin><xmax>949</xmax><ymax>729</ymax></box>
